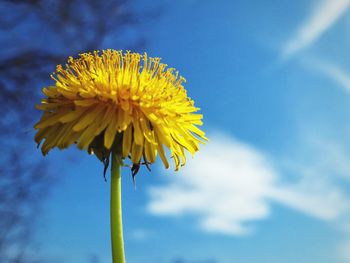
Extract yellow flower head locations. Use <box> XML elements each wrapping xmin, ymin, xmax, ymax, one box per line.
<box><xmin>34</xmin><ymin>50</ymin><xmax>207</xmax><ymax>171</ymax></box>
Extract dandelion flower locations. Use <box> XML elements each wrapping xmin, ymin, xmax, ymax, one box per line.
<box><xmin>34</xmin><ymin>50</ymin><xmax>207</xmax><ymax>171</ymax></box>
<box><xmin>34</xmin><ymin>49</ymin><xmax>207</xmax><ymax>263</ymax></box>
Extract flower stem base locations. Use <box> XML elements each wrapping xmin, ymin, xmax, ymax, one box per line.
<box><xmin>110</xmin><ymin>153</ymin><xmax>125</xmax><ymax>263</ymax></box>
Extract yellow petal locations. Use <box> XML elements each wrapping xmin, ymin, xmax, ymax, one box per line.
<box><xmin>156</xmin><ymin>137</ymin><xmax>169</xmax><ymax>169</ymax></box>
<box><xmin>74</xmin><ymin>99</ymin><xmax>98</xmax><ymax>107</ymax></box>
<box><xmin>59</xmin><ymin>107</ymin><xmax>88</xmax><ymax>123</ymax></box>
<box><xmin>104</xmin><ymin>108</ymin><xmax>118</xmax><ymax>149</ymax></box>
<box><xmin>77</xmin><ymin>108</ymin><xmax>106</xmax><ymax>149</ymax></box>
<box><xmin>170</xmin><ymin>132</ymin><xmax>196</xmax><ymax>154</ymax></box>
<box><xmin>94</xmin><ymin>105</ymin><xmax>113</xmax><ymax>135</ymax></box>
<box><xmin>34</xmin><ymin>127</ymin><xmax>49</xmax><ymax>144</ymax></box>
<box><xmin>73</xmin><ymin>104</ymin><xmax>104</xmax><ymax>131</ymax></box>
<box><xmin>36</xmin><ymin>102</ymin><xmax>60</xmax><ymax>111</ymax></box>
<box><xmin>133</xmin><ymin>119</ymin><xmax>144</xmax><ymax>146</ymax></box>
<box><xmin>122</xmin><ymin>125</ymin><xmax>132</xmax><ymax>158</ymax></box>
<box><xmin>172</xmin><ymin>151</ymin><xmax>180</xmax><ymax>171</ymax></box>
<box><xmin>41</xmin><ymin>124</ymin><xmax>66</xmax><ymax>154</ymax></box>
<box><xmin>144</xmin><ymin>140</ymin><xmax>156</xmax><ymax>163</ymax></box>
<box><xmin>56</xmin><ymin>122</ymin><xmax>76</xmax><ymax>148</ymax></box>
<box><xmin>140</xmin><ymin>116</ymin><xmax>155</xmax><ymax>144</ymax></box>
<box><xmin>34</xmin><ymin>108</ymin><xmax>70</xmax><ymax>129</ymax></box>
<box><xmin>77</xmin><ymin>123</ymin><xmax>99</xmax><ymax>149</ymax></box>
<box><xmin>183</xmin><ymin>114</ymin><xmax>203</xmax><ymax>125</ymax></box>
<box><xmin>185</xmin><ymin>124</ymin><xmax>208</xmax><ymax>141</ymax></box>
<box><xmin>42</xmin><ymin>86</ymin><xmax>59</xmax><ymax>97</ymax></box>
<box><xmin>153</xmin><ymin>124</ymin><xmax>171</xmax><ymax>148</ymax></box>
<box><xmin>57</xmin><ymin>87</ymin><xmax>77</xmax><ymax>99</ymax></box>
<box><xmin>131</xmin><ymin>141</ymin><xmax>143</xmax><ymax>164</ymax></box>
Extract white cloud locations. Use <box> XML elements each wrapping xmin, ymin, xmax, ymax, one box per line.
<box><xmin>270</xmin><ymin>180</ymin><xmax>348</xmax><ymax>221</ymax></box>
<box><xmin>147</xmin><ymin>133</ymin><xmax>350</xmax><ymax>236</ymax></box>
<box><xmin>282</xmin><ymin>0</ymin><xmax>350</xmax><ymax>59</ymax></box>
<box><xmin>148</xmin><ymin>135</ymin><xmax>275</xmax><ymax>235</ymax></box>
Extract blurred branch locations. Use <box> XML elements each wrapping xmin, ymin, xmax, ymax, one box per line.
<box><xmin>0</xmin><ymin>150</ymin><xmax>49</xmax><ymax>263</ymax></box>
<box><xmin>0</xmin><ymin>0</ymin><xmax>149</xmax><ymax>262</ymax></box>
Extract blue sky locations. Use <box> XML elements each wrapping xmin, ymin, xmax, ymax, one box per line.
<box><xmin>30</xmin><ymin>0</ymin><xmax>350</xmax><ymax>262</ymax></box>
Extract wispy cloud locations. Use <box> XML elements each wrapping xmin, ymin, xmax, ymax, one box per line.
<box><xmin>303</xmin><ymin>58</ymin><xmax>350</xmax><ymax>93</ymax></box>
<box><xmin>281</xmin><ymin>0</ymin><xmax>350</xmax><ymax>59</ymax></box>
<box><xmin>147</xmin><ymin>132</ymin><xmax>350</xmax><ymax>236</ymax></box>
<box><xmin>127</xmin><ymin>228</ymin><xmax>150</xmax><ymax>241</ymax></box>
<box><xmin>338</xmin><ymin>240</ymin><xmax>350</xmax><ymax>262</ymax></box>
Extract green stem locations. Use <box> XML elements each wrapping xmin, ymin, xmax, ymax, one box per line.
<box><xmin>110</xmin><ymin>153</ymin><xmax>125</xmax><ymax>263</ymax></box>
